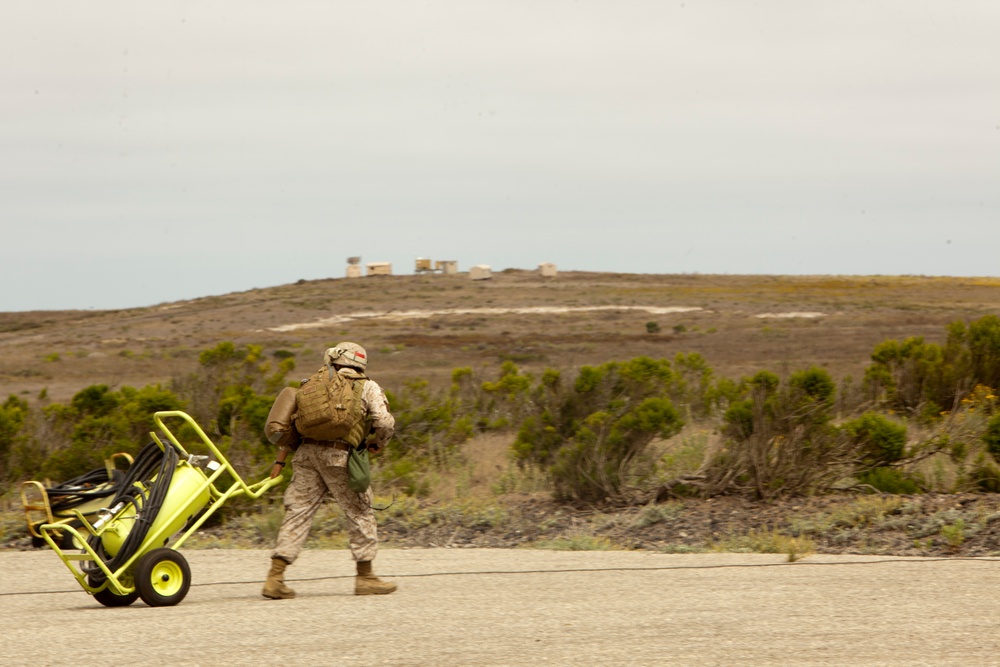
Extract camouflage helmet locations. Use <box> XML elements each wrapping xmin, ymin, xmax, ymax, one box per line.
<box><xmin>324</xmin><ymin>342</ymin><xmax>368</xmax><ymax>372</ymax></box>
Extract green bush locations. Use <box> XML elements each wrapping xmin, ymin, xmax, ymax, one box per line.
<box><xmin>983</xmin><ymin>413</ymin><xmax>1000</xmax><ymax>461</ymax></box>
<box><xmin>549</xmin><ymin>398</ymin><xmax>684</xmax><ymax>502</ymax></box>
<box><xmin>789</xmin><ymin>366</ymin><xmax>836</xmax><ymax>406</ymax></box>
<box><xmin>179</xmin><ymin>341</ymin><xmax>279</xmax><ymax>430</ymax></box>
<box><xmin>863</xmin><ymin>315</ymin><xmax>1000</xmax><ymax>417</ymax></box>
<box><xmin>864</xmin><ymin>337</ymin><xmax>942</xmax><ymax>411</ymax></box>
<box><xmin>670</xmin><ymin>353</ymin><xmax>717</xmax><ymax>418</ymax></box>
<box><xmin>857</xmin><ymin>467</ymin><xmax>920</xmax><ymax>494</ymax></box>
<box><xmin>722</xmin><ymin>400</ymin><xmax>754</xmax><ymax>441</ymax></box>
<box><xmin>0</xmin><ymin>396</ymin><xmax>28</xmax><ymax>480</ymax></box>
<box><xmin>514</xmin><ymin>357</ymin><xmax>684</xmax><ymax>502</ymax></box>
<box><xmin>481</xmin><ymin>361</ymin><xmax>532</xmax><ymax>401</ymax></box>
<box><xmin>706</xmin><ymin>367</ymin><xmax>844</xmax><ymax>499</ymax></box>
<box><xmin>512</xmin><ymin>411</ymin><xmax>563</xmax><ymax>467</ymax></box>
<box><xmin>969</xmin><ymin>455</ymin><xmax>1000</xmax><ymax>492</ymax></box>
<box><xmin>843</xmin><ymin>412</ymin><xmax>908</xmax><ymax>467</ymax></box>
<box><xmin>216</xmin><ymin>385</ymin><xmax>271</xmax><ymax>439</ymax></box>
<box><xmin>71</xmin><ymin>384</ymin><xmax>119</xmax><ymax>417</ymax></box>
<box><xmin>377</xmin><ymin>378</ymin><xmax>479</xmax><ymax>494</ymax></box>
<box><xmin>963</xmin><ymin>315</ymin><xmax>1000</xmax><ymax>391</ymax></box>
<box><xmin>118</xmin><ymin>385</ymin><xmax>186</xmax><ymax>441</ymax></box>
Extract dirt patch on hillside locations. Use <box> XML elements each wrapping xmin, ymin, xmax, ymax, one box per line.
<box><xmin>266</xmin><ymin>305</ymin><xmax>705</xmax><ymax>332</ymax></box>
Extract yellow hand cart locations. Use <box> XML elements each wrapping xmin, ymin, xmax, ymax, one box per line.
<box><xmin>38</xmin><ymin>410</ymin><xmax>283</xmax><ymax>607</ymax></box>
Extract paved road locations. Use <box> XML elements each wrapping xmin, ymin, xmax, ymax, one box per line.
<box><xmin>3</xmin><ymin>548</ymin><xmax>1000</xmax><ymax>666</ymax></box>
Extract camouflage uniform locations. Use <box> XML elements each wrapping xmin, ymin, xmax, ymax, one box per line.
<box><xmin>272</xmin><ymin>375</ymin><xmax>394</xmax><ymax>564</ymax></box>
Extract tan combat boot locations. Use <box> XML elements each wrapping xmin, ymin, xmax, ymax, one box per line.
<box><xmin>262</xmin><ymin>557</ymin><xmax>296</xmax><ymax>599</ymax></box>
<box><xmin>355</xmin><ymin>560</ymin><xmax>397</xmax><ymax>595</ymax></box>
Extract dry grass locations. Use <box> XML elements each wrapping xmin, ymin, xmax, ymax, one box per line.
<box><xmin>710</xmin><ymin>528</ymin><xmax>816</xmax><ymax>562</ymax></box>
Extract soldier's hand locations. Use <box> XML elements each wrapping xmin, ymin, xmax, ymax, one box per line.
<box><xmin>270</xmin><ymin>462</ymin><xmax>285</xmax><ymax>479</ymax></box>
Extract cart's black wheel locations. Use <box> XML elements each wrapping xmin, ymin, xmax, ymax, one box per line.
<box><xmin>136</xmin><ymin>548</ymin><xmax>191</xmax><ymax>607</ymax></box>
<box><xmin>93</xmin><ymin>587</ymin><xmax>140</xmax><ymax>607</ymax></box>
<box><xmin>88</xmin><ymin>574</ymin><xmax>139</xmax><ymax>607</ymax></box>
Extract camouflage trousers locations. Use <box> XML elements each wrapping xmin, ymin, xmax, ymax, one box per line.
<box><xmin>272</xmin><ymin>443</ymin><xmax>378</xmax><ymax>563</ymax></box>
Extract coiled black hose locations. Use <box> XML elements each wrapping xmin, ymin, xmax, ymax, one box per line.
<box><xmin>46</xmin><ymin>467</ymin><xmax>126</xmax><ymax>514</ymax></box>
<box><xmin>84</xmin><ymin>441</ymin><xmax>179</xmax><ymax>585</ymax></box>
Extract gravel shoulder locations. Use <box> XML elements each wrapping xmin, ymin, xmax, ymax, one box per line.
<box><xmin>370</xmin><ymin>492</ymin><xmax>1000</xmax><ymax>558</ymax></box>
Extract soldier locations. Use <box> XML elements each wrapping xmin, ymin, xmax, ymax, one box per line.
<box><xmin>261</xmin><ymin>342</ymin><xmax>397</xmax><ymax>598</ymax></box>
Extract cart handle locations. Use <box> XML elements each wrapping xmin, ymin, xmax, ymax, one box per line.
<box><xmin>152</xmin><ymin>410</ymin><xmax>282</xmax><ymax>500</ymax></box>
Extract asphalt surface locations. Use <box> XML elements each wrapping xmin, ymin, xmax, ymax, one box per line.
<box><xmin>3</xmin><ymin>548</ymin><xmax>1000</xmax><ymax>666</ymax></box>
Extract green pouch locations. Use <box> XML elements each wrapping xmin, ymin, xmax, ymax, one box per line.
<box><xmin>347</xmin><ymin>446</ymin><xmax>371</xmax><ymax>493</ymax></box>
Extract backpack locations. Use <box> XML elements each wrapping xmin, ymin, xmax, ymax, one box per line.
<box><xmin>294</xmin><ymin>368</ymin><xmax>367</xmax><ymax>443</ymax></box>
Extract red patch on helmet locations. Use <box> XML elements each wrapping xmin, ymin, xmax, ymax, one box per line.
<box><xmin>356</xmin><ymin>352</ymin><xmax>366</xmax><ymax>359</ymax></box>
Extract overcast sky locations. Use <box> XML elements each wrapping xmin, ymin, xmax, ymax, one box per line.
<box><xmin>2</xmin><ymin>1</ymin><xmax>997</xmax><ymax>311</ymax></box>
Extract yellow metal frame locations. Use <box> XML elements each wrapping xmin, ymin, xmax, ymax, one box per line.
<box><xmin>21</xmin><ymin>481</ymin><xmax>53</xmax><ymax>538</ymax></box>
<box><xmin>40</xmin><ymin>411</ymin><xmax>283</xmax><ymax>598</ymax></box>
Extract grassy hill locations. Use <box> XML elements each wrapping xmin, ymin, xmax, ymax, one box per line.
<box><xmin>4</xmin><ymin>270</ymin><xmax>1000</xmax><ymax>403</ymax></box>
